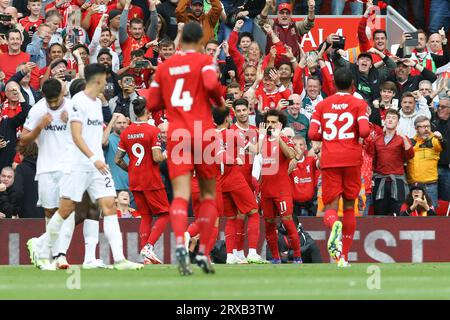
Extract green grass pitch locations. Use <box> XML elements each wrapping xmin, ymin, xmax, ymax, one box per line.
<box><xmin>1</xmin><ymin>263</ymin><xmax>450</xmax><ymax>300</ymax></box>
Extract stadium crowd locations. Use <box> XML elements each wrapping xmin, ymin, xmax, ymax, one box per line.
<box><xmin>0</xmin><ymin>0</ymin><xmax>449</xmax><ymax>265</ymax></box>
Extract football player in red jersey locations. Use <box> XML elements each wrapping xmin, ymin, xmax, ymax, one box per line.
<box><xmin>308</xmin><ymin>68</ymin><xmax>370</xmax><ymax>267</ymax></box>
<box><xmin>258</xmin><ymin>109</ymin><xmax>302</xmax><ymax>264</ymax></box>
<box><xmin>213</xmin><ymin>107</ymin><xmax>266</xmax><ymax>264</ymax></box>
<box><xmin>115</xmin><ymin>97</ymin><xmax>170</xmax><ymax>265</ymax></box>
<box><xmin>144</xmin><ymin>22</ymin><xmax>225</xmax><ymax>275</ymax></box>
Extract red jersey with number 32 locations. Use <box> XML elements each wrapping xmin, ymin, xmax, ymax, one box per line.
<box><xmin>310</xmin><ymin>93</ymin><xmax>369</xmax><ymax>168</ymax></box>
<box><xmin>146</xmin><ymin>51</ymin><xmax>222</xmax><ymax>135</ymax></box>
<box><xmin>118</xmin><ymin>122</ymin><xmax>164</xmax><ymax>191</ymax></box>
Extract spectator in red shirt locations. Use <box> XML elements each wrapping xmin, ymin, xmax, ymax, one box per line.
<box><xmin>119</xmin><ymin>0</ymin><xmax>154</xmax><ymax>67</ymax></box>
<box><xmin>0</xmin><ymin>29</ymin><xmax>30</xmax><ymax>82</ymax></box>
<box><xmin>252</xmin><ymin>67</ymin><xmax>291</xmax><ymax>112</ymax></box>
<box><xmin>19</xmin><ymin>0</ymin><xmax>45</xmax><ymax>39</ymax></box>
<box><xmin>289</xmin><ymin>135</ymin><xmax>319</xmax><ymax>217</ymax></box>
<box><xmin>368</xmin><ymin>109</ymin><xmax>415</xmax><ymax>216</ymax></box>
<box><xmin>81</xmin><ymin>0</ymin><xmax>111</xmax><ymax>39</ymax></box>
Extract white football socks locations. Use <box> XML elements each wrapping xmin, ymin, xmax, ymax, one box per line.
<box><xmin>52</xmin><ymin>212</ymin><xmax>75</xmax><ymax>257</ymax></box>
<box><xmin>39</xmin><ymin>212</ymin><xmax>65</xmax><ymax>259</ymax></box>
<box><xmin>103</xmin><ymin>215</ymin><xmax>125</xmax><ymax>263</ymax></box>
<box><xmin>83</xmin><ymin>219</ymin><xmax>99</xmax><ymax>263</ymax></box>
<box><xmin>248</xmin><ymin>248</ymin><xmax>257</xmax><ymax>256</ymax></box>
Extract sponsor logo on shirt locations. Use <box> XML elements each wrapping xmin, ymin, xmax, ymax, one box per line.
<box><xmin>45</xmin><ymin>124</ymin><xmax>67</xmax><ymax>131</ymax></box>
<box><xmin>87</xmin><ymin>119</ymin><xmax>103</xmax><ymax>126</ymax></box>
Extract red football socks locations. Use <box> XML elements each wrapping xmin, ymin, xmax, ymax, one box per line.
<box><xmin>169</xmin><ymin>197</ymin><xmax>189</xmax><ymax>246</ymax></box>
<box><xmin>324</xmin><ymin>209</ymin><xmax>338</xmax><ymax>229</ymax></box>
<box><xmin>187</xmin><ymin>221</ymin><xmax>199</xmax><ymax>237</ymax></box>
<box><xmin>139</xmin><ymin>214</ymin><xmax>152</xmax><ymax>249</ymax></box>
<box><xmin>234</xmin><ymin>216</ymin><xmax>245</xmax><ymax>251</ymax></box>
<box><xmin>342</xmin><ymin>208</ymin><xmax>356</xmax><ymax>261</ymax></box>
<box><xmin>206</xmin><ymin>224</ymin><xmax>219</xmax><ymax>255</ymax></box>
<box><xmin>197</xmin><ymin>199</ymin><xmax>218</xmax><ymax>256</ymax></box>
<box><xmin>264</xmin><ymin>220</ymin><xmax>280</xmax><ymax>260</ymax></box>
<box><xmin>147</xmin><ymin>213</ymin><xmax>169</xmax><ymax>246</ymax></box>
<box><xmin>282</xmin><ymin>218</ymin><xmax>301</xmax><ymax>258</ymax></box>
<box><xmin>225</xmin><ymin>218</ymin><xmax>236</xmax><ymax>254</ymax></box>
<box><xmin>247</xmin><ymin>212</ymin><xmax>260</xmax><ymax>249</ymax></box>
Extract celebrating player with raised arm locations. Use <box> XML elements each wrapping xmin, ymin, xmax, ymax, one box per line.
<box><xmin>308</xmin><ymin>68</ymin><xmax>370</xmax><ymax>267</ymax></box>
<box><xmin>142</xmin><ymin>22</ymin><xmax>225</xmax><ymax>275</ymax></box>
<box><xmin>27</xmin><ymin>64</ymin><xmax>143</xmax><ymax>271</ymax></box>
<box><xmin>115</xmin><ymin>97</ymin><xmax>170</xmax><ymax>265</ymax></box>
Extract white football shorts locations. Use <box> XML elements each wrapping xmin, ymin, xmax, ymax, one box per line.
<box><xmin>60</xmin><ymin>170</ymin><xmax>116</xmax><ymax>202</ymax></box>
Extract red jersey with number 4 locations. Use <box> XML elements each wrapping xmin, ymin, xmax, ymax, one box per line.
<box><xmin>118</xmin><ymin>122</ymin><xmax>164</xmax><ymax>191</ymax></box>
<box><xmin>145</xmin><ymin>51</ymin><xmax>223</xmax><ymax>135</ymax></box>
<box><xmin>260</xmin><ymin>135</ymin><xmax>295</xmax><ymax>198</ymax></box>
<box><xmin>309</xmin><ymin>93</ymin><xmax>370</xmax><ymax>169</ymax></box>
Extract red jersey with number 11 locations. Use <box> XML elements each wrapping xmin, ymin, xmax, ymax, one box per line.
<box><xmin>309</xmin><ymin>93</ymin><xmax>370</xmax><ymax>169</ymax></box>
<box><xmin>145</xmin><ymin>51</ymin><xmax>223</xmax><ymax>135</ymax></box>
<box><xmin>118</xmin><ymin>122</ymin><xmax>164</xmax><ymax>191</ymax></box>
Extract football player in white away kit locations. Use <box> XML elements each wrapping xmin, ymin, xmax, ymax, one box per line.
<box><xmin>27</xmin><ymin>64</ymin><xmax>143</xmax><ymax>270</ymax></box>
<box><xmin>22</xmin><ymin>79</ymin><xmax>106</xmax><ymax>270</ymax></box>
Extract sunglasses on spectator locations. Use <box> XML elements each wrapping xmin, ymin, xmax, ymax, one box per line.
<box><xmin>438</xmin><ymin>104</ymin><xmax>449</xmax><ymax>108</ymax></box>
<box><xmin>416</xmin><ymin>125</ymin><xmax>430</xmax><ymax>129</ymax></box>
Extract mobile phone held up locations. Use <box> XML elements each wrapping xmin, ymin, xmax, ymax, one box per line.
<box><xmin>332</xmin><ymin>36</ymin><xmax>346</xmax><ymax>50</ymax></box>
<box><xmin>134</xmin><ymin>60</ymin><xmax>150</xmax><ymax>69</ymax></box>
<box><xmin>0</xmin><ymin>14</ymin><xmax>12</xmax><ymax>22</ymax></box>
<box><xmin>404</xmin><ymin>31</ymin><xmax>419</xmax><ymax>47</ymax></box>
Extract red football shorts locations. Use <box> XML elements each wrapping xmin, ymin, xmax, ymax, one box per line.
<box><xmin>261</xmin><ymin>196</ymin><xmax>293</xmax><ymax>219</ymax></box>
<box><xmin>132</xmin><ymin>189</ymin><xmax>169</xmax><ymax>215</ymax></box>
<box><xmin>167</xmin><ymin>136</ymin><xmax>218</xmax><ymax>180</ymax></box>
<box><xmin>222</xmin><ymin>186</ymin><xmax>258</xmax><ymax>218</ymax></box>
<box><xmin>321</xmin><ymin>166</ymin><xmax>362</xmax><ymax>205</ymax></box>
<box><xmin>191</xmin><ymin>186</ymin><xmax>224</xmax><ymax>218</ymax></box>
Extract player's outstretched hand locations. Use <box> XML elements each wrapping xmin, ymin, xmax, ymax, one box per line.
<box><xmin>94</xmin><ymin>160</ymin><xmax>110</xmax><ymax>175</ymax></box>
<box><xmin>271</xmin><ymin>122</ymin><xmax>282</xmax><ymax>139</ymax></box>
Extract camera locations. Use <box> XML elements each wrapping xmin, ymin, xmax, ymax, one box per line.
<box><xmin>332</xmin><ymin>36</ymin><xmax>346</xmax><ymax>50</ymax></box>
<box><xmin>286</xmin><ymin>100</ymin><xmax>294</xmax><ymax>106</ymax></box>
<box><xmin>134</xmin><ymin>60</ymin><xmax>150</xmax><ymax>69</ymax></box>
<box><xmin>0</xmin><ymin>14</ymin><xmax>12</xmax><ymax>22</ymax></box>
<box><xmin>404</xmin><ymin>31</ymin><xmax>419</xmax><ymax>47</ymax></box>
<box><xmin>64</xmin><ymin>70</ymin><xmax>76</xmax><ymax>82</ymax></box>
<box><xmin>225</xmin><ymin>93</ymin><xmax>234</xmax><ymax>102</ymax></box>
<box><xmin>123</xmin><ymin>77</ymin><xmax>134</xmax><ymax>86</ymax></box>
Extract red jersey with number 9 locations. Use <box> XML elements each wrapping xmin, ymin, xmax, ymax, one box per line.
<box><xmin>118</xmin><ymin>122</ymin><xmax>164</xmax><ymax>191</ymax></box>
<box><xmin>310</xmin><ymin>93</ymin><xmax>369</xmax><ymax>168</ymax></box>
<box><xmin>145</xmin><ymin>51</ymin><xmax>222</xmax><ymax>136</ymax></box>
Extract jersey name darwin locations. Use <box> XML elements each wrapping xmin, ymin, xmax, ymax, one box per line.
<box><xmin>127</xmin><ymin>133</ymin><xmax>145</xmax><ymax>139</ymax></box>
<box><xmin>169</xmin><ymin>65</ymin><xmax>191</xmax><ymax>76</ymax></box>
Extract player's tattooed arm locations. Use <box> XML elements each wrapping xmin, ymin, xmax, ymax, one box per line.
<box><xmin>114</xmin><ymin>149</ymin><xmax>129</xmax><ymax>172</ymax></box>
<box><xmin>152</xmin><ymin>148</ymin><xmax>167</xmax><ymax>163</ymax></box>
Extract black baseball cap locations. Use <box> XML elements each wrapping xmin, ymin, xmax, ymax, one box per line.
<box><xmin>410</xmin><ymin>183</ymin><xmax>426</xmax><ymax>193</ymax></box>
<box><xmin>357</xmin><ymin>52</ymin><xmax>373</xmax><ymax>62</ymax></box>
<box><xmin>191</xmin><ymin>0</ymin><xmax>203</xmax><ymax>5</ymax></box>
<box><xmin>50</xmin><ymin>58</ymin><xmax>68</xmax><ymax>70</ymax></box>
